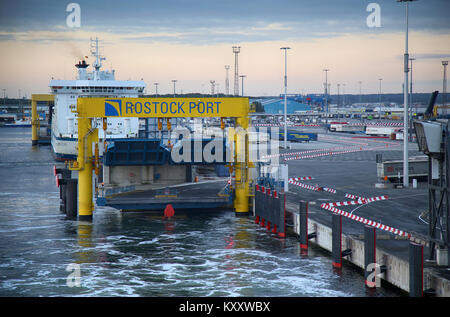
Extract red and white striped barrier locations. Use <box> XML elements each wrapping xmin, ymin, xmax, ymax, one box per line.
<box><xmin>322</xmin><ymin>187</ymin><xmax>337</xmax><ymax>194</ymax></box>
<box><xmin>253</xmin><ymin>123</ymin><xmax>322</xmax><ymax>127</ymax></box>
<box><xmin>289</xmin><ymin>176</ymin><xmax>314</xmax><ymax>181</ymax></box>
<box><xmin>345</xmin><ymin>193</ymin><xmax>363</xmax><ymax>200</ymax></box>
<box><xmin>288</xmin><ymin>179</ymin><xmax>337</xmax><ymax>194</ymax></box>
<box><xmin>321</xmin><ymin>204</ymin><xmax>410</xmax><ymax>238</ymax></box>
<box><xmin>263</xmin><ymin>146</ymin><xmax>359</xmax><ymax>159</ymax></box>
<box><xmin>321</xmin><ymin>195</ymin><xmax>387</xmax><ymax>208</ymax></box>
<box><xmin>347</xmin><ymin>122</ymin><xmax>403</xmax><ymax>127</ymax></box>
<box><xmin>283</xmin><ymin>147</ymin><xmax>364</xmax><ymax>161</ymax></box>
<box><xmin>288</xmin><ymin>179</ymin><xmax>319</xmax><ymax>191</ymax></box>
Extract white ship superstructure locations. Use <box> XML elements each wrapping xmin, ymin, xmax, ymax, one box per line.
<box><xmin>50</xmin><ymin>38</ymin><xmax>146</xmax><ymax>160</ymax></box>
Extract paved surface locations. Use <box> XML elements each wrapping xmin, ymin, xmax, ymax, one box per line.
<box><xmin>284</xmin><ymin>131</ymin><xmax>429</xmax><ymax>261</ymax></box>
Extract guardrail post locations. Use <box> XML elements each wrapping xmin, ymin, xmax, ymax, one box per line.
<box><xmin>260</xmin><ymin>187</ymin><xmax>266</xmax><ymax>228</ymax></box>
<box><xmin>299</xmin><ymin>200</ymin><xmax>309</xmax><ymax>250</ymax></box>
<box><xmin>270</xmin><ymin>190</ymin><xmax>277</xmax><ymax>234</ymax></box>
<box><xmin>266</xmin><ymin>188</ymin><xmax>272</xmax><ymax>231</ymax></box>
<box><xmin>409</xmin><ymin>242</ymin><xmax>424</xmax><ymax>297</ymax></box>
<box><xmin>364</xmin><ymin>225</ymin><xmax>377</xmax><ymax>287</ymax></box>
<box><xmin>277</xmin><ymin>192</ymin><xmax>286</xmax><ymax>238</ymax></box>
<box><xmin>332</xmin><ymin>213</ymin><xmax>342</xmax><ymax>268</ymax></box>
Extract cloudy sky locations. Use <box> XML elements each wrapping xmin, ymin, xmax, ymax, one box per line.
<box><xmin>1</xmin><ymin>0</ymin><xmax>449</xmax><ymax>97</ymax></box>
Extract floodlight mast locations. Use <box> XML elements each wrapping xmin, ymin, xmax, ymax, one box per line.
<box><xmin>398</xmin><ymin>0</ymin><xmax>416</xmax><ymax>187</ymax></box>
<box><xmin>281</xmin><ymin>47</ymin><xmax>291</xmax><ymax>149</ymax></box>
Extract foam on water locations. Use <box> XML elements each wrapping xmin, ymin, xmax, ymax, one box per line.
<box><xmin>0</xmin><ymin>128</ymin><xmax>402</xmax><ymax>297</ymax></box>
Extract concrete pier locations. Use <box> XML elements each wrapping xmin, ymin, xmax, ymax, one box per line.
<box><xmin>283</xmin><ymin>129</ymin><xmax>450</xmax><ymax>296</ymax></box>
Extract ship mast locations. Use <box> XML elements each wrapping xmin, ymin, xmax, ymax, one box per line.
<box><xmin>90</xmin><ymin>37</ymin><xmax>106</xmax><ymax>80</ymax></box>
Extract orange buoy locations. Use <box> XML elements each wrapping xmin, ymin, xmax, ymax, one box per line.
<box><xmin>164</xmin><ymin>204</ymin><xmax>175</xmax><ymax>219</ymax></box>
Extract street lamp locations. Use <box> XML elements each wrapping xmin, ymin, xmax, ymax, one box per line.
<box><xmin>443</xmin><ymin>60</ymin><xmax>448</xmax><ymax>116</ymax></box>
<box><xmin>409</xmin><ymin>57</ymin><xmax>416</xmax><ymax>141</ymax></box>
<box><xmin>240</xmin><ymin>75</ymin><xmax>246</xmax><ymax>97</ymax></box>
<box><xmin>397</xmin><ymin>0</ymin><xmax>415</xmax><ymax>187</ymax></box>
<box><xmin>358</xmin><ymin>81</ymin><xmax>362</xmax><ymax>103</ymax></box>
<box><xmin>378</xmin><ymin>78</ymin><xmax>382</xmax><ymax>104</ymax></box>
<box><xmin>171</xmin><ymin>80</ymin><xmax>177</xmax><ymax>98</ymax></box>
<box><xmin>280</xmin><ymin>47</ymin><xmax>291</xmax><ymax>149</ymax></box>
<box><xmin>337</xmin><ymin>83</ymin><xmax>340</xmax><ymax>107</ymax></box>
<box><xmin>323</xmin><ymin>69</ymin><xmax>329</xmax><ymax>133</ymax></box>
<box><xmin>342</xmin><ymin>83</ymin><xmax>346</xmax><ymax>106</ymax></box>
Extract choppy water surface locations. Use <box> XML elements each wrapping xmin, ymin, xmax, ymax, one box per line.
<box><xmin>0</xmin><ymin>128</ymin><xmax>401</xmax><ymax>297</ymax></box>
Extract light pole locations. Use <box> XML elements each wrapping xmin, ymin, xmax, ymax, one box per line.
<box><xmin>323</xmin><ymin>69</ymin><xmax>329</xmax><ymax>112</ymax></box>
<box><xmin>409</xmin><ymin>57</ymin><xmax>415</xmax><ymax>141</ymax></box>
<box><xmin>281</xmin><ymin>47</ymin><xmax>291</xmax><ymax>149</ymax></box>
<box><xmin>323</xmin><ymin>69</ymin><xmax>329</xmax><ymax>133</ymax></box>
<box><xmin>154</xmin><ymin>83</ymin><xmax>159</xmax><ymax>96</ymax></box>
<box><xmin>443</xmin><ymin>60</ymin><xmax>448</xmax><ymax>116</ymax></box>
<box><xmin>342</xmin><ymin>83</ymin><xmax>346</xmax><ymax>106</ymax></box>
<box><xmin>172</xmin><ymin>80</ymin><xmax>177</xmax><ymax>98</ymax></box>
<box><xmin>240</xmin><ymin>75</ymin><xmax>246</xmax><ymax>96</ymax></box>
<box><xmin>378</xmin><ymin>78</ymin><xmax>382</xmax><ymax>104</ymax></box>
<box><xmin>337</xmin><ymin>83</ymin><xmax>340</xmax><ymax>107</ymax></box>
<box><xmin>398</xmin><ymin>0</ymin><xmax>415</xmax><ymax>187</ymax></box>
<box><xmin>358</xmin><ymin>81</ymin><xmax>362</xmax><ymax>103</ymax></box>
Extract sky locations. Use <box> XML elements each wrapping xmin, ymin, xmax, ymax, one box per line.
<box><xmin>0</xmin><ymin>0</ymin><xmax>449</xmax><ymax>98</ymax></box>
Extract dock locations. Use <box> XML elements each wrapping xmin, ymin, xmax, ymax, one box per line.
<box><xmin>278</xmin><ymin>130</ymin><xmax>450</xmax><ymax>296</ymax></box>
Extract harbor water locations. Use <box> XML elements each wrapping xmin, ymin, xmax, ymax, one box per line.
<box><xmin>0</xmin><ymin>128</ymin><xmax>402</xmax><ymax>297</ymax></box>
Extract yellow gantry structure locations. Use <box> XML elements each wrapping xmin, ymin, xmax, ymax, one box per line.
<box><xmin>69</xmin><ymin>97</ymin><xmax>252</xmax><ymax>220</ymax></box>
<box><xmin>31</xmin><ymin>94</ymin><xmax>54</xmax><ymax>146</ymax></box>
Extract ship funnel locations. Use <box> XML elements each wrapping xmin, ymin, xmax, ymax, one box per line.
<box><xmin>75</xmin><ymin>60</ymin><xmax>89</xmax><ymax>69</ymax></box>
<box><xmin>75</xmin><ymin>60</ymin><xmax>90</xmax><ymax>80</ymax></box>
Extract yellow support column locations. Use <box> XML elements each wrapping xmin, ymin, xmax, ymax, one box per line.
<box><xmin>31</xmin><ymin>98</ymin><xmax>38</xmax><ymax>146</ymax></box>
<box><xmin>73</xmin><ymin>116</ymin><xmax>98</xmax><ymax>221</ymax></box>
<box><xmin>234</xmin><ymin>116</ymin><xmax>250</xmax><ymax>216</ymax></box>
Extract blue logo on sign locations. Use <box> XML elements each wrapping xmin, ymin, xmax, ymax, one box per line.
<box><xmin>105</xmin><ymin>99</ymin><xmax>122</xmax><ymax>116</ymax></box>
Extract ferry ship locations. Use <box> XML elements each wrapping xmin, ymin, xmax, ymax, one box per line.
<box><xmin>49</xmin><ymin>38</ymin><xmax>146</xmax><ymax>161</ymax></box>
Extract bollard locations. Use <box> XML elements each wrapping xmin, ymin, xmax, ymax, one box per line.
<box><xmin>266</xmin><ymin>189</ymin><xmax>272</xmax><ymax>231</ymax></box>
<box><xmin>332</xmin><ymin>213</ymin><xmax>342</xmax><ymax>268</ymax></box>
<box><xmin>260</xmin><ymin>187</ymin><xmax>266</xmax><ymax>228</ymax></box>
<box><xmin>58</xmin><ymin>178</ymin><xmax>67</xmax><ymax>214</ymax></box>
<box><xmin>277</xmin><ymin>192</ymin><xmax>286</xmax><ymax>238</ymax></box>
<box><xmin>364</xmin><ymin>226</ymin><xmax>377</xmax><ymax>287</ymax></box>
<box><xmin>271</xmin><ymin>190</ymin><xmax>278</xmax><ymax>234</ymax></box>
<box><xmin>409</xmin><ymin>242</ymin><xmax>424</xmax><ymax>297</ymax></box>
<box><xmin>54</xmin><ymin>167</ymin><xmax>72</xmax><ymax>213</ymax></box>
<box><xmin>254</xmin><ymin>185</ymin><xmax>260</xmax><ymax>224</ymax></box>
<box><xmin>65</xmin><ymin>179</ymin><xmax>78</xmax><ymax>220</ymax></box>
<box><xmin>299</xmin><ymin>200</ymin><xmax>309</xmax><ymax>250</ymax></box>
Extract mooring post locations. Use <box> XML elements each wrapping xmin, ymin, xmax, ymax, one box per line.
<box><xmin>272</xmin><ymin>189</ymin><xmax>278</xmax><ymax>234</ymax></box>
<box><xmin>260</xmin><ymin>186</ymin><xmax>266</xmax><ymax>227</ymax></box>
<box><xmin>364</xmin><ymin>225</ymin><xmax>377</xmax><ymax>287</ymax></box>
<box><xmin>254</xmin><ymin>185</ymin><xmax>260</xmax><ymax>224</ymax></box>
<box><xmin>266</xmin><ymin>188</ymin><xmax>272</xmax><ymax>231</ymax></box>
<box><xmin>332</xmin><ymin>213</ymin><xmax>342</xmax><ymax>268</ymax></box>
<box><xmin>65</xmin><ymin>179</ymin><xmax>78</xmax><ymax>219</ymax></box>
<box><xmin>299</xmin><ymin>200</ymin><xmax>309</xmax><ymax>250</ymax></box>
<box><xmin>409</xmin><ymin>242</ymin><xmax>424</xmax><ymax>297</ymax></box>
<box><xmin>277</xmin><ymin>192</ymin><xmax>286</xmax><ymax>238</ymax></box>
<box><xmin>55</xmin><ymin>167</ymin><xmax>71</xmax><ymax>213</ymax></box>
